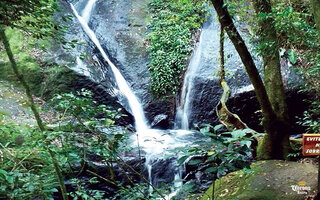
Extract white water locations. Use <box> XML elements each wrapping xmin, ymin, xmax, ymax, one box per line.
<box><xmin>70</xmin><ymin>3</ymin><xmax>149</xmax><ymax>132</ymax></box>
<box><xmin>175</xmin><ymin>33</ymin><xmax>204</xmax><ymax>130</ymax></box>
<box><xmin>147</xmin><ymin>164</ymin><xmax>153</xmax><ymax>193</ymax></box>
<box><xmin>73</xmin><ymin>57</ymin><xmax>91</xmax><ymax>77</ymax></box>
<box><xmin>81</xmin><ymin>0</ymin><xmax>97</xmax><ymax>23</ymax></box>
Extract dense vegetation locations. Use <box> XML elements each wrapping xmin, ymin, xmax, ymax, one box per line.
<box><xmin>147</xmin><ymin>0</ymin><xmax>207</xmax><ymax>97</ymax></box>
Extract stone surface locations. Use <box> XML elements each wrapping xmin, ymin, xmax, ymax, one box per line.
<box><xmin>52</xmin><ymin>0</ymin><xmax>174</xmax><ymax>128</ymax></box>
<box><xmin>202</xmin><ymin>160</ymin><xmax>318</xmax><ymax>200</ymax></box>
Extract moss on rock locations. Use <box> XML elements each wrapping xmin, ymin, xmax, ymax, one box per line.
<box><xmin>201</xmin><ymin>160</ymin><xmax>317</xmax><ymax>200</ymax></box>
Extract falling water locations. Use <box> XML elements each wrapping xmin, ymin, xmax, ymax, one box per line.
<box><xmin>81</xmin><ymin>0</ymin><xmax>97</xmax><ymax>23</ymax></box>
<box><xmin>70</xmin><ymin>3</ymin><xmax>149</xmax><ymax>132</ymax></box>
<box><xmin>175</xmin><ymin>34</ymin><xmax>204</xmax><ymax>130</ymax></box>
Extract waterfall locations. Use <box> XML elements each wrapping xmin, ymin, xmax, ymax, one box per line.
<box><xmin>70</xmin><ymin>2</ymin><xmax>149</xmax><ymax>132</ymax></box>
<box><xmin>81</xmin><ymin>0</ymin><xmax>97</xmax><ymax>23</ymax></box>
<box><xmin>175</xmin><ymin>33</ymin><xmax>204</xmax><ymax>130</ymax></box>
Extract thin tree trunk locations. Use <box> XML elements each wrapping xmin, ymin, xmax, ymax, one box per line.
<box><xmin>216</xmin><ymin>24</ymin><xmax>248</xmax><ymax>130</ymax></box>
<box><xmin>251</xmin><ymin>0</ymin><xmax>289</xmax><ymax>123</ymax></box>
<box><xmin>0</xmin><ymin>28</ymin><xmax>45</xmax><ymax>131</ymax></box>
<box><xmin>0</xmin><ymin>26</ymin><xmax>69</xmax><ymax>200</ymax></box>
<box><xmin>210</xmin><ymin>0</ymin><xmax>288</xmax><ymax>159</ymax></box>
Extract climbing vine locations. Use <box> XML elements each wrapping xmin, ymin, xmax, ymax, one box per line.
<box><xmin>147</xmin><ymin>0</ymin><xmax>207</xmax><ymax>97</ymax></box>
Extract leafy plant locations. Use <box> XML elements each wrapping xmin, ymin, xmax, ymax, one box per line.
<box><xmin>112</xmin><ymin>183</ymin><xmax>152</xmax><ymax>200</ymax></box>
<box><xmin>177</xmin><ymin>125</ymin><xmax>256</xmax><ymax>178</ymax></box>
<box><xmin>0</xmin><ymin>124</ymin><xmax>58</xmax><ymax>200</ymax></box>
<box><xmin>68</xmin><ymin>178</ymin><xmax>105</xmax><ymax>200</ymax></box>
<box><xmin>49</xmin><ymin>89</ymin><xmax>128</xmax><ymax>170</ymax></box>
<box><xmin>147</xmin><ymin>0</ymin><xmax>207</xmax><ymax>97</ymax></box>
<box><xmin>298</xmin><ymin>100</ymin><xmax>320</xmax><ymax>133</ymax></box>
<box><xmin>0</xmin><ymin>90</ymin><xmax>130</xmax><ymax>199</ymax></box>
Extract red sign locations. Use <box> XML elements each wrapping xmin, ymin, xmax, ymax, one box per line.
<box><xmin>302</xmin><ymin>134</ymin><xmax>320</xmax><ymax>156</ymax></box>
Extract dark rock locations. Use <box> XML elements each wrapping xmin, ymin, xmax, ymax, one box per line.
<box><xmin>227</xmin><ymin>89</ymin><xmax>313</xmax><ymax>134</ymax></box>
<box><xmin>150</xmin><ymin>114</ymin><xmax>169</xmax><ymax>129</ymax></box>
<box><xmin>70</xmin><ymin>74</ymin><xmax>134</xmax><ymax>127</ymax></box>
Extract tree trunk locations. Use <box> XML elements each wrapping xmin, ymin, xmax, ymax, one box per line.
<box><xmin>312</xmin><ymin>0</ymin><xmax>320</xmax><ymax>34</ymax></box>
<box><xmin>251</xmin><ymin>0</ymin><xmax>290</xmax><ymax>159</ymax></box>
<box><xmin>251</xmin><ymin>0</ymin><xmax>289</xmax><ymax>123</ymax></box>
<box><xmin>0</xmin><ymin>26</ymin><xmax>69</xmax><ymax>200</ymax></box>
<box><xmin>210</xmin><ymin>0</ymin><xmax>289</xmax><ymax>159</ymax></box>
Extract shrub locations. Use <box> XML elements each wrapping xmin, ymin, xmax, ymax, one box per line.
<box><xmin>147</xmin><ymin>0</ymin><xmax>207</xmax><ymax>97</ymax></box>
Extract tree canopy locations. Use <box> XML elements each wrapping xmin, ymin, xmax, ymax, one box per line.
<box><xmin>0</xmin><ymin>0</ymin><xmax>69</xmax><ymax>41</ymax></box>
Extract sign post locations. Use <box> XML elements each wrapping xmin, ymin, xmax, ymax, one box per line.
<box><xmin>302</xmin><ymin>134</ymin><xmax>320</xmax><ymax>197</ymax></box>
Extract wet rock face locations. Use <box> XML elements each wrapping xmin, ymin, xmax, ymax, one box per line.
<box><xmin>71</xmin><ymin>74</ymin><xmax>134</xmax><ymax>126</ymax></box>
<box><xmin>54</xmin><ymin>2</ymin><xmax>308</xmax><ymax>131</ymax></box>
<box><xmin>90</xmin><ymin>0</ymin><xmax>175</xmax><ymax>126</ymax></box>
<box><xmin>178</xmin><ymin>7</ymin><xmax>307</xmax><ymax>130</ymax></box>
<box><xmin>53</xmin><ymin>0</ymin><xmax>173</xmax><ymax>128</ymax></box>
<box><xmin>184</xmin><ymin>78</ymin><xmax>222</xmax><ymax>127</ymax></box>
<box><xmin>145</xmin><ymin>158</ymin><xmax>177</xmax><ymax>187</ymax></box>
<box><xmin>146</xmin><ymin>98</ymin><xmax>174</xmax><ymax>129</ymax></box>
<box><xmin>176</xmin><ymin>8</ymin><xmax>255</xmax><ymax>129</ymax></box>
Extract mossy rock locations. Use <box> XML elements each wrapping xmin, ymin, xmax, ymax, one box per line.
<box><xmin>201</xmin><ymin>160</ymin><xmax>317</xmax><ymax>200</ymax></box>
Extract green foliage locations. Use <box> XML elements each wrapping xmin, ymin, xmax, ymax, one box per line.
<box><xmin>113</xmin><ymin>183</ymin><xmax>152</xmax><ymax>200</ymax></box>
<box><xmin>0</xmin><ymin>90</ymin><xmax>129</xmax><ymax>199</ymax></box>
<box><xmin>0</xmin><ymin>0</ymin><xmax>71</xmax><ymax>44</ymax></box>
<box><xmin>269</xmin><ymin>3</ymin><xmax>320</xmax><ymax>132</ymax></box>
<box><xmin>69</xmin><ymin>178</ymin><xmax>105</xmax><ymax>200</ymax></box>
<box><xmin>0</xmin><ymin>170</ymin><xmax>57</xmax><ymax>200</ymax></box>
<box><xmin>0</xmin><ymin>124</ymin><xmax>58</xmax><ymax>199</ymax></box>
<box><xmin>176</xmin><ymin>125</ymin><xmax>256</xmax><ymax>179</ymax></box>
<box><xmin>0</xmin><ymin>28</ymin><xmax>44</xmax><ymax>95</ymax></box>
<box><xmin>41</xmin><ymin>66</ymin><xmax>78</xmax><ymax>100</ymax></box>
<box><xmin>147</xmin><ymin>0</ymin><xmax>207</xmax><ymax>97</ymax></box>
<box><xmin>49</xmin><ymin>90</ymin><xmax>127</xmax><ymax>169</ymax></box>
<box><xmin>271</xmin><ymin>4</ymin><xmax>318</xmax><ymax>49</ymax></box>
<box><xmin>50</xmin><ymin>89</ymin><xmax>121</xmax><ymax>130</ymax></box>
<box><xmin>234</xmin><ymin>0</ymin><xmax>320</xmax><ymax>133</ymax></box>
<box><xmin>298</xmin><ymin>100</ymin><xmax>320</xmax><ymax>133</ymax></box>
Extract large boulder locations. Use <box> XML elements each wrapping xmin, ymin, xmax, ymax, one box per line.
<box><xmin>202</xmin><ymin>160</ymin><xmax>318</xmax><ymax>200</ymax></box>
